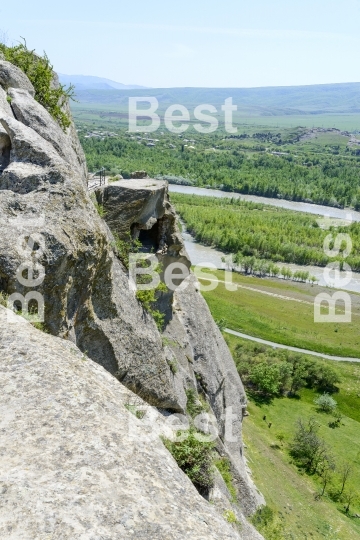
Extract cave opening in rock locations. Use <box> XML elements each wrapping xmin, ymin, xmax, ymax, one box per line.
<box><xmin>131</xmin><ymin>221</ymin><xmax>160</xmax><ymax>253</ymax></box>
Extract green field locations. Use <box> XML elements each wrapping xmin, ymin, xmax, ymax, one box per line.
<box><xmin>197</xmin><ymin>269</ymin><xmax>360</xmax><ymax>358</ymax></box>
<box><xmin>72</xmin><ymin>100</ymin><xmax>360</xmax><ymax>132</ymax></box>
<box><xmin>224</xmin><ymin>334</ymin><xmax>360</xmax><ymax>539</ymax></box>
<box><xmin>200</xmin><ymin>272</ymin><xmax>360</xmax><ymax>536</ymax></box>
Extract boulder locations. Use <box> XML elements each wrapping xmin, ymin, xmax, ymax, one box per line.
<box><xmin>0</xmin><ymin>59</ymin><xmax>35</xmax><ymax>96</ymax></box>
<box><xmin>8</xmin><ymin>88</ymin><xmax>87</xmax><ymax>180</ymax></box>
<box><xmin>95</xmin><ymin>179</ymin><xmax>188</xmax><ymax>259</ymax></box>
<box><xmin>0</xmin><ymin>306</ymin><xmax>244</xmax><ymax>540</ymax></box>
<box><xmin>95</xmin><ymin>178</ymin><xmax>168</xmax><ymax>239</ymax></box>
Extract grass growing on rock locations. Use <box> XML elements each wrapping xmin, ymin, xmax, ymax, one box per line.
<box><xmin>0</xmin><ymin>41</ymin><xmax>75</xmax><ymax>130</ymax></box>
<box><xmin>162</xmin><ymin>389</ymin><xmax>216</xmax><ymax>495</ymax></box>
<box><xmin>162</xmin><ymin>429</ymin><xmax>215</xmax><ymax>494</ymax></box>
<box><xmin>214</xmin><ymin>457</ymin><xmax>238</xmax><ymax>503</ymax></box>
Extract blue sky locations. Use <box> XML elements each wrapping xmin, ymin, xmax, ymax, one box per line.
<box><xmin>1</xmin><ymin>0</ymin><xmax>359</xmax><ymax>88</ymax></box>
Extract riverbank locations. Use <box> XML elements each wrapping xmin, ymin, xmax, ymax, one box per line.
<box><xmin>169</xmin><ymin>184</ymin><xmax>360</xmax><ymax>222</ymax></box>
<box><xmin>171</xmin><ymin>188</ymin><xmax>360</xmax><ymax>294</ymax></box>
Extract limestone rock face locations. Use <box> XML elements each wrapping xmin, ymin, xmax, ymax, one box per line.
<box><xmin>0</xmin><ymin>307</ymin><xmax>245</xmax><ymax>540</ymax></box>
<box><xmin>0</xmin><ymin>85</ymin><xmax>13</xmax><ymax>117</ymax></box>
<box><xmin>0</xmin><ymin>70</ymin><xmax>181</xmax><ymax>411</ymax></box>
<box><xmin>8</xmin><ymin>87</ymin><xmax>86</xmax><ymax>180</ymax></box>
<box><xmin>0</xmin><ymin>87</ymin><xmax>12</xmax><ymax>171</ymax></box>
<box><xmin>165</xmin><ymin>275</ymin><xmax>265</xmax><ymax>515</ymax></box>
<box><xmin>0</xmin><ymin>60</ymin><xmax>35</xmax><ymax>96</ymax></box>
<box><xmin>96</xmin><ymin>178</ymin><xmax>168</xmax><ymax>239</ymax></box>
<box><xmin>95</xmin><ymin>179</ymin><xmax>264</xmax><ymax>515</ymax></box>
<box><xmin>0</xmin><ymin>58</ymin><xmax>264</xmax><ymax>536</ymax></box>
<box><xmin>95</xmin><ymin>179</ymin><xmax>188</xmax><ymax>259</ymax></box>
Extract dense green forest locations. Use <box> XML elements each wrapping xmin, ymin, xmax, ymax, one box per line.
<box><xmin>171</xmin><ymin>193</ymin><xmax>360</xmax><ymax>269</ymax></box>
<box><xmin>80</xmin><ymin>126</ymin><xmax>360</xmax><ymax>209</ymax></box>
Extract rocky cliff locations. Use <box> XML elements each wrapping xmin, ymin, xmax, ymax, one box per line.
<box><xmin>0</xmin><ymin>57</ymin><xmax>264</xmax><ymax>539</ymax></box>
<box><xmin>0</xmin><ymin>305</ymin><xmax>257</xmax><ymax>539</ymax></box>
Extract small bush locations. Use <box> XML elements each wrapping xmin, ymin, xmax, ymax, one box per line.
<box><xmin>215</xmin><ymin>317</ymin><xmax>227</xmax><ymax>331</ymax></box>
<box><xmin>0</xmin><ymin>291</ymin><xmax>8</xmax><ymax>307</ymax></box>
<box><xmin>134</xmin><ymin>257</ymin><xmax>167</xmax><ymax>331</ymax></box>
<box><xmin>167</xmin><ymin>358</ymin><xmax>178</xmax><ymax>375</ymax></box>
<box><xmin>162</xmin><ymin>428</ymin><xmax>215</xmax><ymax>493</ymax></box>
<box><xmin>223</xmin><ymin>509</ymin><xmax>238</xmax><ymax>524</ymax></box>
<box><xmin>125</xmin><ymin>403</ymin><xmax>145</xmax><ymax>420</ymax></box>
<box><xmin>314</xmin><ymin>393</ymin><xmax>337</xmax><ymax>413</ymax></box>
<box><xmin>112</xmin><ymin>232</ymin><xmax>142</xmax><ymax>269</ymax></box>
<box><xmin>186</xmin><ymin>389</ymin><xmax>205</xmax><ymax>419</ymax></box>
<box><xmin>251</xmin><ymin>506</ymin><xmax>285</xmax><ymax>539</ymax></box>
<box><xmin>0</xmin><ymin>41</ymin><xmax>75</xmax><ymax>130</ymax></box>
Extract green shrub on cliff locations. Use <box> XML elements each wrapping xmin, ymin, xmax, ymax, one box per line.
<box><xmin>162</xmin><ymin>429</ymin><xmax>215</xmax><ymax>494</ymax></box>
<box><xmin>0</xmin><ymin>291</ymin><xmax>8</xmax><ymax>307</ymax></box>
<box><xmin>0</xmin><ymin>40</ymin><xmax>75</xmax><ymax>130</ymax></box>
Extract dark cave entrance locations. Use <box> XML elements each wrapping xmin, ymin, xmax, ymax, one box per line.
<box><xmin>131</xmin><ymin>220</ymin><xmax>161</xmax><ymax>253</ymax></box>
<box><xmin>0</xmin><ymin>133</ymin><xmax>11</xmax><ymax>173</ymax></box>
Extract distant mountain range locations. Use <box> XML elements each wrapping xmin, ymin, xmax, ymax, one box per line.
<box><xmin>58</xmin><ymin>74</ymin><xmax>147</xmax><ymax>91</ymax></box>
<box><xmin>62</xmin><ymin>76</ymin><xmax>360</xmax><ymax>117</ymax></box>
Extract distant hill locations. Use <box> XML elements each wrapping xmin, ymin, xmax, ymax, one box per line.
<box><xmin>70</xmin><ymin>82</ymin><xmax>360</xmax><ymax>116</ymax></box>
<box><xmin>58</xmin><ymin>74</ymin><xmax>147</xmax><ymax>91</ymax></box>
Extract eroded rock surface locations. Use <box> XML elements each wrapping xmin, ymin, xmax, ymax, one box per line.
<box><xmin>0</xmin><ymin>307</ymin><xmax>246</xmax><ymax>540</ymax></box>
<box><xmin>0</xmin><ymin>67</ymin><xmax>181</xmax><ymax>411</ymax></box>
<box><xmin>8</xmin><ymin>87</ymin><xmax>86</xmax><ymax>179</ymax></box>
<box><xmin>0</xmin><ymin>58</ymin><xmax>265</xmax><ymax>537</ymax></box>
<box><xmin>95</xmin><ymin>178</ymin><xmax>264</xmax><ymax>515</ymax></box>
<box><xmin>165</xmin><ymin>275</ymin><xmax>265</xmax><ymax>514</ymax></box>
<box><xmin>0</xmin><ymin>60</ymin><xmax>35</xmax><ymax>96</ymax></box>
<box><xmin>95</xmin><ymin>178</ymin><xmax>188</xmax><ymax>260</ymax></box>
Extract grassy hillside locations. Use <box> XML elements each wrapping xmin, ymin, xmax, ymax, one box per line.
<box><xmin>197</xmin><ymin>269</ymin><xmax>360</xmax><ymax>358</ymax></box>
<box><xmin>224</xmin><ymin>335</ymin><xmax>360</xmax><ymax>539</ymax></box>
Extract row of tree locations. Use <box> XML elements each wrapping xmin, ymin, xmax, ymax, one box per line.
<box><xmin>222</xmin><ymin>254</ymin><xmax>317</xmax><ymax>283</ymax></box>
<box><xmin>173</xmin><ymin>193</ymin><xmax>360</xmax><ymax>270</ymax></box>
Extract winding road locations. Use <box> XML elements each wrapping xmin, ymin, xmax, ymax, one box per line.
<box><xmin>224</xmin><ymin>328</ymin><xmax>360</xmax><ymax>363</ymax></box>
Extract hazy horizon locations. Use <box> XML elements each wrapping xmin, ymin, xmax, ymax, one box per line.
<box><xmin>59</xmin><ymin>74</ymin><xmax>360</xmax><ymax>90</ymax></box>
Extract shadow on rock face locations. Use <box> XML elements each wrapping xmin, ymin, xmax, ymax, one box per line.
<box><xmin>0</xmin><ymin>130</ymin><xmax>10</xmax><ymax>171</ymax></box>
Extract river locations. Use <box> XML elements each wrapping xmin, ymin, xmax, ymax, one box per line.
<box><xmin>170</xmin><ymin>185</ymin><xmax>360</xmax><ymax>294</ymax></box>
<box><xmin>169</xmin><ymin>184</ymin><xmax>360</xmax><ymax>222</ymax></box>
